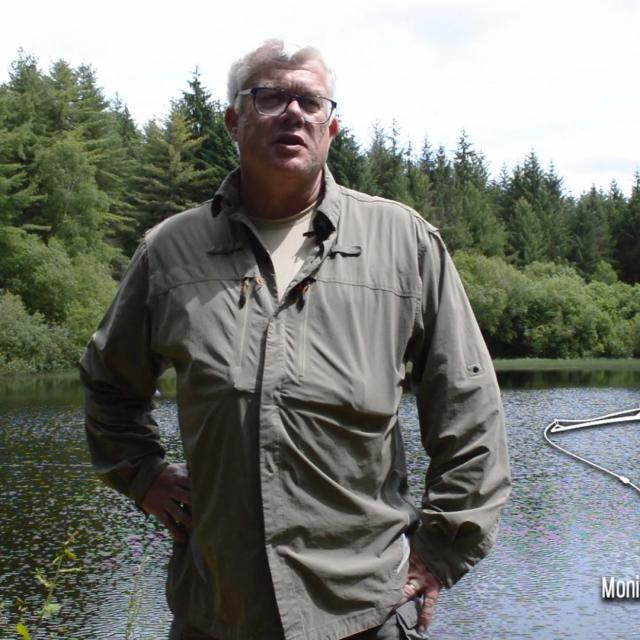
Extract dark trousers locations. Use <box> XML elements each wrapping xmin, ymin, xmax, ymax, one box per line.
<box><xmin>169</xmin><ymin>598</ymin><xmax>426</xmax><ymax>639</ymax></box>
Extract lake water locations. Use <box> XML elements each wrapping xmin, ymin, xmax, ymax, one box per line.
<box><xmin>1</xmin><ymin>370</ymin><xmax>639</xmax><ymax>639</ymax></box>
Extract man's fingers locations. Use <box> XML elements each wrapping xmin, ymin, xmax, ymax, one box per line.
<box><xmin>140</xmin><ymin>464</ymin><xmax>193</xmax><ymax>542</ymax></box>
<box><xmin>395</xmin><ymin>580</ymin><xmax>419</xmax><ymax>608</ymax></box>
<box><xmin>157</xmin><ymin>511</ymin><xmax>189</xmax><ymax>544</ymax></box>
<box><xmin>171</xmin><ymin>486</ymin><xmax>192</xmax><ymax>504</ymax></box>
<box><xmin>417</xmin><ymin>588</ymin><xmax>440</xmax><ymax>632</ymax></box>
<box><xmin>398</xmin><ymin>546</ymin><xmax>443</xmax><ymax>632</ymax></box>
<box><xmin>166</xmin><ymin>501</ymin><xmax>193</xmax><ymax>530</ymax></box>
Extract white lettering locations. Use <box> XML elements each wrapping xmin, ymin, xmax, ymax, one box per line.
<box><xmin>602</xmin><ymin>576</ymin><xmax>640</xmax><ymax>599</ymax></box>
<box><xmin>602</xmin><ymin>576</ymin><xmax>615</xmax><ymax>599</ymax></box>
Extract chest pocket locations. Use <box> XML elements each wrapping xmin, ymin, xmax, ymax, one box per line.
<box><xmin>281</xmin><ymin>246</ymin><xmax>418</xmax><ymax>419</ymax></box>
<box><xmin>149</xmin><ymin>253</ymin><xmax>263</xmax><ymax>394</ymax></box>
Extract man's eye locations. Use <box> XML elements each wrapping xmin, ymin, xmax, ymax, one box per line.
<box><xmin>299</xmin><ymin>97</ymin><xmax>323</xmax><ymax>113</ymax></box>
<box><xmin>257</xmin><ymin>90</ymin><xmax>286</xmax><ymax>109</ymax></box>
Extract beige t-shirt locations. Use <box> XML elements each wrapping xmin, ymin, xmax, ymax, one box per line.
<box><xmin>249</xmin><ymin>203</ymin><xmax>317</xmax><ymax>300</ymax></box>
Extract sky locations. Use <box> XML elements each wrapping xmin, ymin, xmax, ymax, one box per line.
<box><xmin>2</xmin><ymin>0</ymin><xmax>638</xmax><ymax>198</ymax></box>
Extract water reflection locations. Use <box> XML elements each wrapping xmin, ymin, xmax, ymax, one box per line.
<box><xmin>0</xmin><ymin>371</ymin><xmax>84</xmax><ymax>408</ymax></box>
<box><xmin>497</xmin><ymin>367</ymin><xmax>640</xmax><ymax>389</ymax></box>
<box><xmin>399</xmin><ymin>383</ymin><xmax>640</xmax><ymax>639</ymax></box>
<box><xmin>1</xmin><ymin>373</ymin><xmax>639</xmax><ymax>638</ymax></box>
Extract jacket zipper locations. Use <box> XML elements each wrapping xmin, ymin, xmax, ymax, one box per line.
<box><xmin>296</xmin><ymin>278</ymin><xmax>313</xmax><ymax>379</ymax></box>
<box><xmin>235</xmin><ymin>276</ymin><xmax>253</xmax><ymax>369</ymax></box>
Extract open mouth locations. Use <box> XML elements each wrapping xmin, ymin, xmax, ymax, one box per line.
<box><xmin>273</xmin><ymin>133</ymin><xmax>306</xmax><ymax>147</ymax></box>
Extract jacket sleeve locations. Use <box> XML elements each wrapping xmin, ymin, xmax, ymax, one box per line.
<box><xmin>406</xmin><ymin>222</ymin><xmax>511</xmax><ymax>588</ymax></box>
<box><xmin>78</xmin><ymin>241</ymin><xmax>168</xmax><ymax>503</ymax></box>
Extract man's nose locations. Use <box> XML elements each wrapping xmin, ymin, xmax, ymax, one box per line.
<box><xmin>281</xmin><ymin>98</ymin><xmax>305</xmax><ymax>124</ymax></box>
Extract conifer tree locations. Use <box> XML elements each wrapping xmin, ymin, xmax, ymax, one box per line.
<box><xmin>426</xmin><ymin>145</ymin><xmax>473</xmax><ymax>249</ymax></box>
<box><xmin>178</xmin><ymin>69</ymin><xmax>237</xmax><ymax>201</ymax></box>
<box><xmin>364</xmin><ymin>122</ymin><xmax>410</xmax><ymax>202</ymax></box>
<box><xmin>135</xmin><ymin>108</ymin><xmax>207</xmax><ymax>230</ymax></box>
<box><xmin>405</xmin><ymin>149</ymin><xmax>433</xmax><ymax>220</ymax></box>
<box><xmin>46</xmin><ymin>60</ymin><xmax>79</xmax><ymax>135</ymax></box>
<box><xmin>450</xmin><ymin>131</ymin><xmax>505</xmax><ymax>255</ymax></box>
<box><xmin>510</xmin><ymin>197</ymin><xmax>547</xmax><ymax>265</ymax></box>
<box><xmin>605</xmin><ymin>179</ymin><xmax>627</xmax><ymax>269</ymax></box>
<box><xmin>328</xmin><ymin>126</ymin><xmax>366</xmax><ymax>190</ymax></box>
<box><xmin>569</xmin><ymin>186</ymin><xmax>613</xmax><ymax>276</ymax></box>
<box><xmin>418</xmin><ymin>136</ymin><xmax>436</xmax><ymax>175</ymax></box>
<box><xmin>0</xmin><ymin>89</ymin><xmax>41</xmax><ymax>225</ymax></box>
<box><xmin>71</xmin><ymin>64</ymin><xmax>138</xmax><ymax>244</ymax></box>
<box><xmin>614</xmin><ymin>172</ymin><xmax>640</xmax><ymax>283</ymax></box>
<box><xmin>498</xmin><ymin>151</ymin><xmax>570</xmax><ymax>263</ymax></box>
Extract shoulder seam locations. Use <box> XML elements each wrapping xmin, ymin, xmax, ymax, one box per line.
<box><xmin>337</xmin><ymin>185</ymin><xmax>439</xmax><ymax>233</ymax></box>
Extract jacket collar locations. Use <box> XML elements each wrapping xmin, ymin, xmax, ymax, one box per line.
<box><xmin>316</xmin><ymin>167</ymin><xmax>341</xmax><ymax>232</ymax></box>
<box><xmin>210</xmin><ymin>166</ymin><xmax>341</xmax><ymax>234</ymax></box>
<box><xmin>211</xmin><ymin>168</ymin><xmax>242</xmax><ymax>218</ymax></box>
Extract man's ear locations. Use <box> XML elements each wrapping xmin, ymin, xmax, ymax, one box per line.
<box><xmin>224</xmin><ymin>107</ymin><xmax>239</xmax><ymax>140</ymax></box>
<box><xmin>328</xmin><ymin>117</ymin><xmax>339</xmax><ymax>141</ymax></box>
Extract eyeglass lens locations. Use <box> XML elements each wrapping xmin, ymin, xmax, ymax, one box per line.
<box><xmin>254</xmin><ymin>88</ymin><xmax>332</xmax><ymax>123</ymax></box>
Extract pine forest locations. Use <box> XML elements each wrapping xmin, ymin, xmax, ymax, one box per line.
<box><xmin>1</xmin><ymin>53</ymin><xmax>639</xmax><ymax>373</ymax></box>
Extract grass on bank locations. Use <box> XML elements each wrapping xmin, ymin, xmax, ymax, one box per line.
<box><xmin>493</xmin><ymin>358</ymin><xmax>640</xmax><ymax>372</ymax></box>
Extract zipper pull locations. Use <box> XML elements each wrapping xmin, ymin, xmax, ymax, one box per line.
<box><xmin>295</xmin><ymin>277</ymin><xmax>315</xmax><ymax>310</ymax></box>
<box><xmin>239</xmin><ymin>276</ymin><xmax>250</xmax><ymax>308</ymax></box>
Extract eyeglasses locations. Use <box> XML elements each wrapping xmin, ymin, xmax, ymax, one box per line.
<box><xmin>236</xmin><ymin>87</ymin><xmax>337</xmax><ymax>125</ymax></box>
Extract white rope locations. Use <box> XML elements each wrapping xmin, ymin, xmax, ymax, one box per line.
<box><xmin>543</xmin><ymin>407</ymin><xmax>640</xmax><ymax>494</ymax></box>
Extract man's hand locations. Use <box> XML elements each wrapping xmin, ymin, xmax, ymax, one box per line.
<box><xmin>396</xmin><ymin>547</ymin><xmax>442</xmax><ymax>633</ymax></box>
<box><xmin>140</xmin><ymin>463</ymin><xmax>192</xmax><ymax>543</ymax></box>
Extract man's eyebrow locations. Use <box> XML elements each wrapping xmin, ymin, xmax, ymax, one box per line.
<box><xmin>254</xmin><ymin>83</ymin><xmax>328</xmax><ymax>97</ymax></box>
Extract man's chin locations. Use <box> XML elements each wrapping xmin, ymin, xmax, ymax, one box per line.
<box><xmin>269</xmin><ymin>156</ymin><xmax>316</xmax><ymax>175</ymax></box>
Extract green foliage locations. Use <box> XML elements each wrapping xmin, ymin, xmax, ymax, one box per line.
<box><xmin>0</xmin><ymin>228</ymin><xmax>116</xmax><ymax>367</ymax></box>
<box><xmin>176</xmin><ymin>68</ymin><xmax>238</xmax><ymax>202</ymax></box>
<box><xmin>497</xmin><ymin>151</ymin><xmax>572</xmax><ymax>265</ymax></box>
<box><xmin>1</xmin><ymin>229</ymin><xmax>77</xmax><ymax>321</ymax></box>
<box><xmin>0</xmin><ymin>291</ymin><xmax>72</xmax><ymax>374</ymax></box>
<box><xmin>0</xmin><ymin>90</ymin><xmax>41</xmax><ymax>225</ymax></box>
<box><xmin>453</xmin><ymin>252</ymin><xmax>528</xmax><ymax>354</ymax></box>
<box><xmin>63</xmin><ymin>253</ymin><xmax>117</xmax><ymax>348</ymax></box>
<box><xmin>364</xmin><ymin>122</ymin><xmax>412</xmax><ymax>202</ymax></box>
<box><xmin>1</xmin><ymin>50</ymin><xmax>638</xmax><ymax>371</ymax></box>
<box><xmin>328</xmin><ymin>126</ymin><xmax>367</xmax><ymax>190</ymax></box>
<box><xmin>34</xmin><ymin>135</ymin><xmax>109</xmax><ymax>252</ymax></box>
<box><xmin>614</xmin><ymin>172</ymin><xmax>640</xmax><ymax>283</ymax></box>
<box><xmin>456</xmin><ymin>252</ymin><xmax>640</xmax><ymax>358</ymax></box>
<box><xmin>509</xmin><ymin>198</ymin><xmax>546</xmax><ymax>265</ymax></box>
<box><xmin>569</xmin><ymin>186</ymin><xmax>612</xmax><ymax>275</ymax></box>
<box><xmin>591</xmin><ymin>260</ymin><xmax>618</xmax><ymax>285</ymax></box>
<box><xmin>134</xmin><ymin>108</ymin><xmax>208</xmax><ymax>229</ymax></box>
<box><xmin>11</xmin><ymin>532</ymin><xmax>81</xmax><ymax>639</ymax></box>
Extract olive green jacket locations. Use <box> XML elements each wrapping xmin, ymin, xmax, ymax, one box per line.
<box><xmin>80</xmin><ymin>168</ymin><xmax>511</xmax><ymax>640</ymax></box>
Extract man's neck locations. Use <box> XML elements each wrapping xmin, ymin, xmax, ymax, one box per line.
<box><xmin>239</xmin><ymin>168</ymin><xmax>324</xmax><ymax>220</ymax></box>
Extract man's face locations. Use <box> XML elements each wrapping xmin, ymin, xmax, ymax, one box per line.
<box><xmin>225</xmin><ymin>60</ymin><xmax>339</xmax><ymax>182</ymax></box>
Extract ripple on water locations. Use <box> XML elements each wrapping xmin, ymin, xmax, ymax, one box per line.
<box><xmin>399</xmin><ymin>387</ymin><xmax>640</xmax><ymax>639</ymax></box>
<box><xmin>2</xmin><ymin>388</ymin><xmax>640</xmax><ymax>638</ymax></box>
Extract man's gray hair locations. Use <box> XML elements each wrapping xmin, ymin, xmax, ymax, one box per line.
<box><xmin>227</xmin><ymin>39</ymin><xmax>336</xmax><ymax>109</ymax></box>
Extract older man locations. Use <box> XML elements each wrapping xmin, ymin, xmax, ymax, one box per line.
<box><xmin>80</xmin><ymin>40</ymin><xmax>510</xmax><ymax>640</ymax></box>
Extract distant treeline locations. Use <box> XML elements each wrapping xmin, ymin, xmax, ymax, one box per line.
<box><xmin>1</xmin><ymin>53</ymin><xmax>639</xmax><ymax>373</ymax></box>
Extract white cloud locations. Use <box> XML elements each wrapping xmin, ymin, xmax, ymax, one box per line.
<box><xmin>1</xmin><ymin>0</ymin><xmax>638</xmax><ymax>195</ymax></box>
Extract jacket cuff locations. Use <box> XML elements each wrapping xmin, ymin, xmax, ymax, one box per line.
<box><xmin>129</xmin><ymin>456</ymin><xmax>169</xmax><ymax>505</ymax></box>
<box><xmin>411</xmin><ymin>522</ymin><xmax>499</xmax><ymax>588</ymax></box>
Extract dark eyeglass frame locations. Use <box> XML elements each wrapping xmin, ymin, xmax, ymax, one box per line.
<box><xmin>236</xmin><ymin>86</ymin><xmax>337</xmax><ymax>125</ymax></box>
